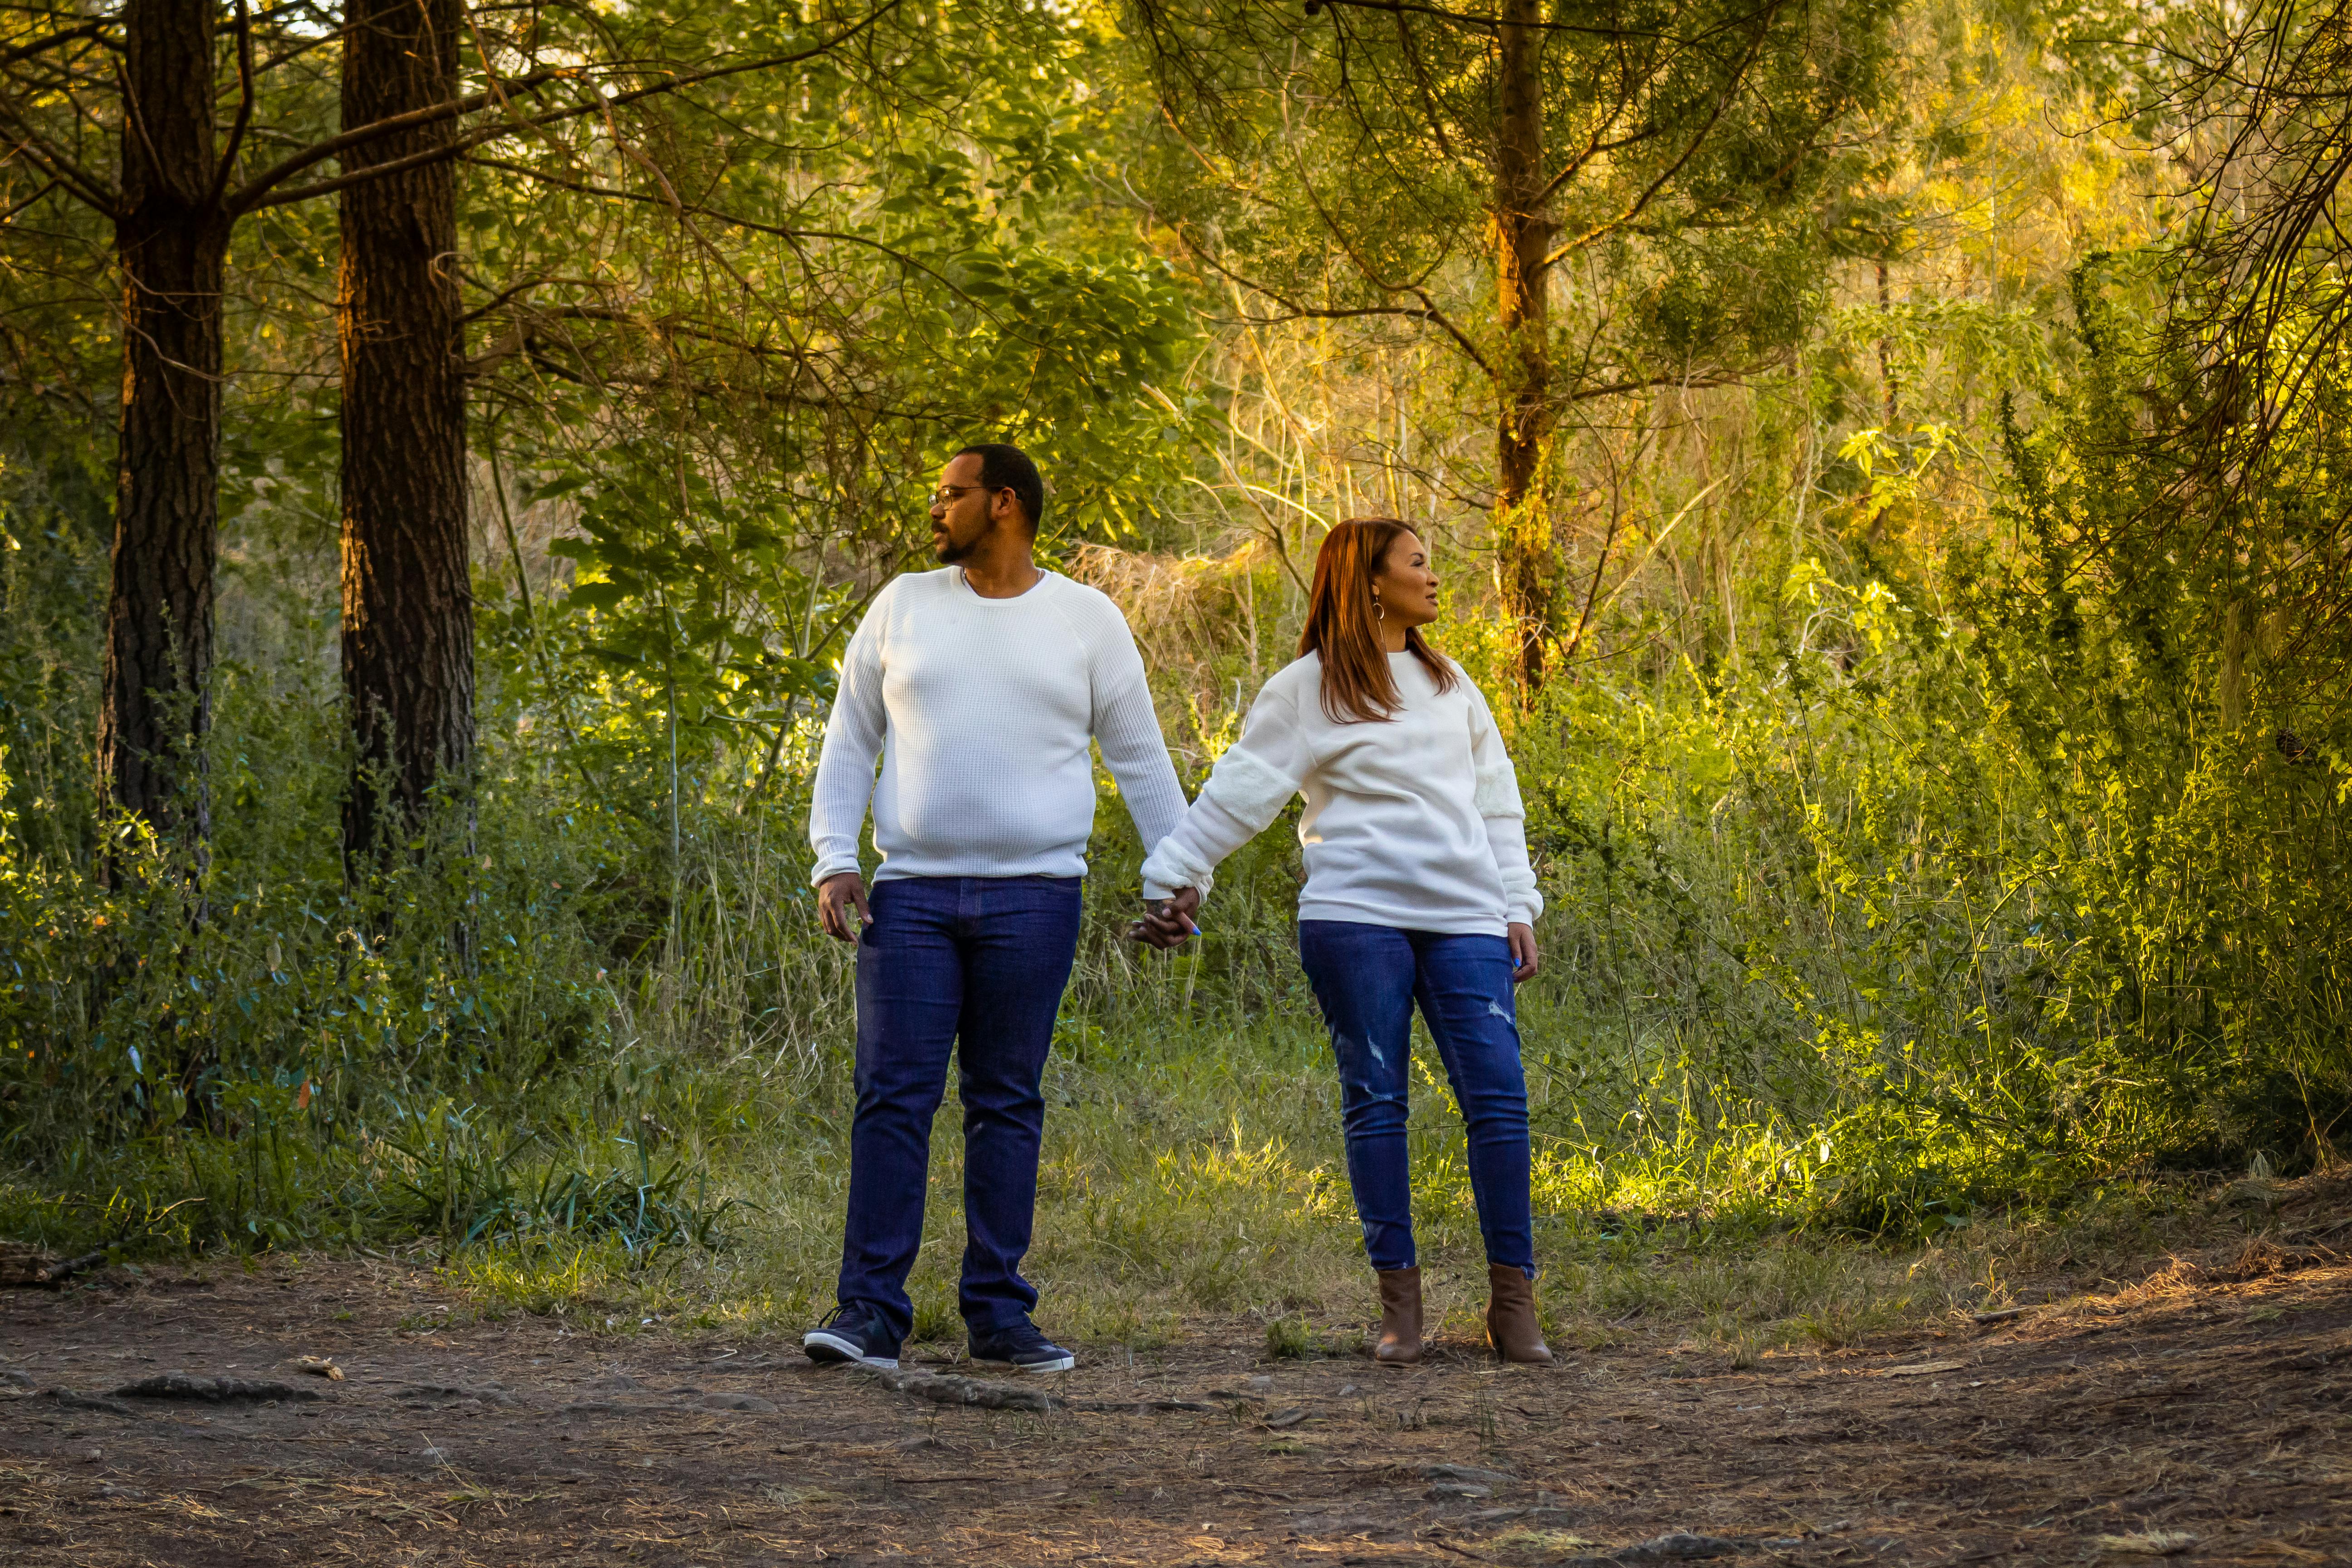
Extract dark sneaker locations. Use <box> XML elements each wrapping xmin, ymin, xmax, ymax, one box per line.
<box><xmin>969</xmin><ymin>1322</ymin><xmax>1076</xmax><ymax>1374</ymax></box>
<box><xmin>804</xmin><ymin>1303</ymin><xmax>902</xmax><ymax>1369</ymax></box>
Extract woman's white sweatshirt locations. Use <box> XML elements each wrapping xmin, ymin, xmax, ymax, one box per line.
<box><xmin>1141</xmin><ymin>650</ymin><xmax>1543</xmax><ymax>934</ymax></box>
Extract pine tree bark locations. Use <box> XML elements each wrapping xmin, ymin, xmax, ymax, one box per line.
<box><xmin>99</xmin><ymin>0</ymin><xmax>227</xmax><ymax>846</ymax></box>
<box><xmin>339</xmin><ymin>0</ymin><xmax>473</xmax><ymax>858</ymax></box>
<box><xmin>1492</xmin><ymin>0</ymin><xmax>1553</xmax><ymax>695</ymax></box>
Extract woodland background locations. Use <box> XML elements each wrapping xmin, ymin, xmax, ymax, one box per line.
<box><xmin>1</xmin><ymin>0</ymin><xmax>2347</xmax><ymax>1339</ymax></box>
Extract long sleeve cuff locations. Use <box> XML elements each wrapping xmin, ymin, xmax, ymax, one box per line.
<box><xmin>1141</xmin><ymin>837</ymin><xmax>1218</xmax><ymax>902</ymax></box>
<box><xmin>809</xmin><ymin>850</ymin><xmax>863</xmax><ymax>888</ymax></box>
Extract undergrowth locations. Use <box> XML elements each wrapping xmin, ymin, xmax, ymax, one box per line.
<box><xmin>3</xmin><ymin>288</ymin><xmax>2348</xmax><ymax>1346</ymax></box>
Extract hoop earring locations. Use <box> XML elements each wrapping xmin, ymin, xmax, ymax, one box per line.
<box><xmin>1373</xmin><ymin>596</ymin><xmax>1385</xmax><ymax>623</ymax></box>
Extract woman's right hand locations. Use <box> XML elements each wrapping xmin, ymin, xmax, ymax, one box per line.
<box><xmin>1129</xmin><ymin>887</ymin><xmax>1201</xmax><ymax>949</ymax></box>
<box><xmin>1508</xmin><ymin>921</ymin><xmax>1539</xmax><ymax>982</ymax></box>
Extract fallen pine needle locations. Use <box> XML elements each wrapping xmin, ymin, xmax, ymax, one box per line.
<box><xmin>2094</xmin><ymin>1530</ymin><xmax>2198</xmax><ymax>1556</ymax></box>
<box><xmin>1880</xmin><ymin>1359</ymin><xmax>1967</xmax><ymax>1377</ymax></box>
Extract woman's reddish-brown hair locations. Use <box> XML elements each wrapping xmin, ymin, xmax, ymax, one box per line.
<box><xmin>1298</xmin><ymin>518</ymin><xmax>1458</xmax><ymax>724</ymax></box>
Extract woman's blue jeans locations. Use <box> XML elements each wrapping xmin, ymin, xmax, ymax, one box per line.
<box><xmin>1296</xmin><ymin>920</ymin><xmax>1536</xmax><ymax>1276</ymax></box>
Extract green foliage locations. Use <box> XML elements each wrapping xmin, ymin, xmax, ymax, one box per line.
<box><xmin>0</xmin><ymin>0</ymin><xmax>2344</xmax><ymax>1305</ymax></box>
<box><xmin>1477</xmin><ymin>268</ymin><xmax>2352</xmax><ymax>1239</ymax></box>
<box><xmin>0</xmin><ymin>715</ymin><xmax>632</xmax><ymax>1250</ymax></box>
<box><xmin>1125</xmin><ymin>0</ymin><xmax>1901</xmax><ymax>449</ymax></box>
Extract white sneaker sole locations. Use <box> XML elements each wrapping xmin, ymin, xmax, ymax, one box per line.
<box><xmin>974</xmin><ymin>1353</ymin><xmax>1075</xmax><ymax>1374</ymax></box>
<box><xmin>804</xmin><ymin>1330</ymin><xmax>899</xmax><ymax>1370</ymax></box>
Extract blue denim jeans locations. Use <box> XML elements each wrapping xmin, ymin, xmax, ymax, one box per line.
<box><xmin>837</xmin><ymin>875</ymin><xmax>1082</xmax><ymax>1344</ymax></box>
<box><xmin>1296</xmin><ymin>920</ymin><xmax>1536</xmax><ymax>1276</ymax></box>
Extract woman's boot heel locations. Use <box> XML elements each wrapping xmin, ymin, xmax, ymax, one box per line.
<box><xmin>1485</xmin><ymin>1264</ymin><xmax>1553</xmax><ymax>1365</ymax></box>
<box><xmin>1374</xmin><ymin>1267</ymin><xmax>1422</xmax><ymax>1365</ymax></box>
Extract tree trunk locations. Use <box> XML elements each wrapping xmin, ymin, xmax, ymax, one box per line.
<box><xmin>1877</xmin><ymin>255</ymin><xmax>1897</xmax><ymax>428</ymax></box>
<box><xmin>99</xmin><ymin>0</ymin><xmax>226</xmax><ymax>849</ymax></box>
<box><xmin>1492</xmin><ymin>0</ymin><xmax>1553</xmax><ymax>695</ymax></box>
<box><xmin>339</xmin><ymin>0</ymin><xmax>473</xmax><ymax>859</ymax></box>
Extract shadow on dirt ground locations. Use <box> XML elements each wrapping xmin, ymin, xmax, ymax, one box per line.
<box><xmin>3</xmin><ymin>1222</ymin><xmax>2347</xmax><ymax>1566</ymax></box>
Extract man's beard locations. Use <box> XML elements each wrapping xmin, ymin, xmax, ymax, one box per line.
<box><xmin>934</xmin><ymin>525</ymin><xmax>980</xmax><ymax>564</ymax></box>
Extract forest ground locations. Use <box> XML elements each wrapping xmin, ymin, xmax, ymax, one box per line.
<box><xmin>2</xmin><ymin>1181</ymin><xmax>2348</xmax><ymax>1568</ymax></box>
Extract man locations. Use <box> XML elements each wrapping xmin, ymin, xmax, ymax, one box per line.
<box><xmin>802</xmin><ymin>442</ymin><xmax>1187</xmax><ymax>1373</ymax></box>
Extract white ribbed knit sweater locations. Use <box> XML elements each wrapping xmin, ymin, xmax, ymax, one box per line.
<box><xmin>808</xmin><ymin>568</ymin><xmax>1188</xmax><ymax>885</ymax></box>
<box><xmin>1141</xmin><ymin>651</ymin><xmax>1543</xmax><ymax>935</ymax></box>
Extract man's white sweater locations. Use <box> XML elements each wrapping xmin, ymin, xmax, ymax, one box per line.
<box><xmin>1141</xmin><ymin>651</ymin><xmax>1543</xmax><ymax>935</ymax></box>
<box><xmin>808</xmin><ymin>567</ymin><xmax>1188</xmax><ymax>885</ymax></box>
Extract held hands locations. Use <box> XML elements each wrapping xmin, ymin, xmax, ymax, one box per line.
<box><xmin>817</xmin><ymin>872</ymin><xmax>872</xmax><ymax>943</ymax></box>
<box><xmin>1129</xmin><ymin>886</ymin><xmax>1201</xmax><ymax>950</ymax></box>
<box><xmin>1508</xmin><ymin>922</ymin><xmax>1539</xmax><ymax>983</ymax></box>
<box><xmin>828</xmin><ymin>872</ymin><xmax>1516</xmax><ymax>973</ymax></box>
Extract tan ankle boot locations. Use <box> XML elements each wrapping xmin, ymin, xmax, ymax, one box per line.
<box><xmin>1373</xmin><ymin>1267</ymin><xmax>1422</xmax><ymax>1365</ymax></box>
<box><xmin>1485</xmin><ymin>1264</ymin><xmax>1553</xmax><ymax>1365</ymax></box>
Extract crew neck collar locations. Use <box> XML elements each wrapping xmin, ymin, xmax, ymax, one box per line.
<box><xmin>952</xmin><ymin>565</ymin><xmax>1052</xmax><ymax>603</ymax></box>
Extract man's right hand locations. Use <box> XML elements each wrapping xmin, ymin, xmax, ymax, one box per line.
<box><xmin>817</xmin><ymin>872</ymin><xmax>872</xmax><ymax>943</ymax></box>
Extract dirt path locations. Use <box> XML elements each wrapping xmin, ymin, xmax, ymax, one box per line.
<box><xmin>3</xmin><ymin>1237</ymin><xmax>2347</xmax><ymax>1567</ymax></box>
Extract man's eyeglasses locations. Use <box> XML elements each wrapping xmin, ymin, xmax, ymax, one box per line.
<box><xmin>930</xmin><ymin>483</ymin><xmax>1006</xmax><ymax>507</ymax></box>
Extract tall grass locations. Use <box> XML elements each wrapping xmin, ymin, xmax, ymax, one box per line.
<box><xmin>5</xmin><ymin>581</ymin><xmax>2338</xmax><ymax>1265</ymax></box>
<box><xmin>5</xmin><ymin>294</ymin><xmax>2348</xmax><ymax>1352</ymax></box>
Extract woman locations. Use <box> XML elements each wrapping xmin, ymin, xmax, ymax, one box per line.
<box><xmin>1135</xmin><ymin>518</ymin><xmax>1549</xmax><ymax>1366</ymax></box>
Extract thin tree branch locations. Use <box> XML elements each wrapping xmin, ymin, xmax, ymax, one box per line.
<box><xmin>459</xmin><ymin>152</ymin><xmax>992</xmax><ymax>318</ymax></box>
<box><xmin>207</xmin><ymin>0</ymin><xmax>255</xmax><ymax>207</ymax></box>
<box><xmin>225</xmin><ymin>65</ymin><xmax>569</xmax><ymax>210</ymax></box>
<box><xmin>0</xmin><ymin>20</ymin><xmax>104</xmax><ymax>66</ymax></box>
<box><xmin>0</xmin><ymin>171</ymin><xmax>58</xmax><ymax>222</ymax></box>
<box><xmin>1169</xmin><ymin>218</ymin><xmax>1497</xmax><ymax>377</ymax></box>
<box><xmin>1540</xmin><ymin>13</ymin><xmax>1776</xmax><ymax>265</ymax></box>
<box><xmin>1303</xmin><ymin>0</ymin><xmax>1675</xmax><ymax>39</ymax></box>
<box><xmin>0</xmin><ymin>105</ymin><xmax>120</xmax><ymax>215</ymax></box>
<box><xmin>227</xmin><ymin>1</ymin><xmax>901</xmax><ymax>213</ymax></box>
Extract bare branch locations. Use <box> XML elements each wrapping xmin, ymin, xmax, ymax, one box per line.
<box><xmin>207</xmin><ymin>0</ymin><xmax>256</xmax><ymax>207</ymax></box>
<box><xmin>0</xmin><ymin>19</ymin><xmax>105</xmax><ymax>66</ymax></box>
<box><xmin>1303</xmin><ymin>0</ymin><xmax>1678</xmax><ymax>40</ymax></box>
<box><xmin>1162</xmin><ymin>213</ymin><xmax>1497</xmax><ymax>377</ymax></box>
<box><xmin>229</xmin><ymin>1</ymin><xmax>902</xmax><ymax>213</ymax></box>
<box><xmin>0</xmin><ymin>100</ymin><xmax>120</xmax><ymax>215</ymax></box>
<box><xmin>459</xmin><ymin>152</ymin><xmax>988</xmax><ymax>312</ymax></box>
<box><xmin>0</xmin><ymin>171</ymin><xmax>58</xmax><ymax>222</ymax></box>
<box><xmin>1541</xmin><ymin>6</ymin><xmax>1779</xmax><ymax>266</ymax></box>
<box><xmin>225</xmin><ymin>65</ymin><xmax>568</xmax><ymax>211</ymax></box>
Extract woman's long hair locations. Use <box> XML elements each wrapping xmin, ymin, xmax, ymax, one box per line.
<box><xmin>1298</xmin><ymin>518</ymin><xmax>1458</xmax><ymax>723</ymax></box>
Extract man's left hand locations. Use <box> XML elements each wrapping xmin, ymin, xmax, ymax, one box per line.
<box><xmin>1130</xmin><ymin>887</ymin><xmax>1201</xmax><ymax>950</ymax></box>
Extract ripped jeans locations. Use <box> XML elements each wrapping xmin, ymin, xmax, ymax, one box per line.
<box><xmin>1296</xmin><ymin>920</ymin><xmax>1536</xmax><ymax>1277</ymax></box>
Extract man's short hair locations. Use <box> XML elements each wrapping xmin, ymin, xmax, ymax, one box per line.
<box><xmin>955</xmin><ymin>442</ymin><xmax>1044</xmax><ymax>534</ymax></box>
